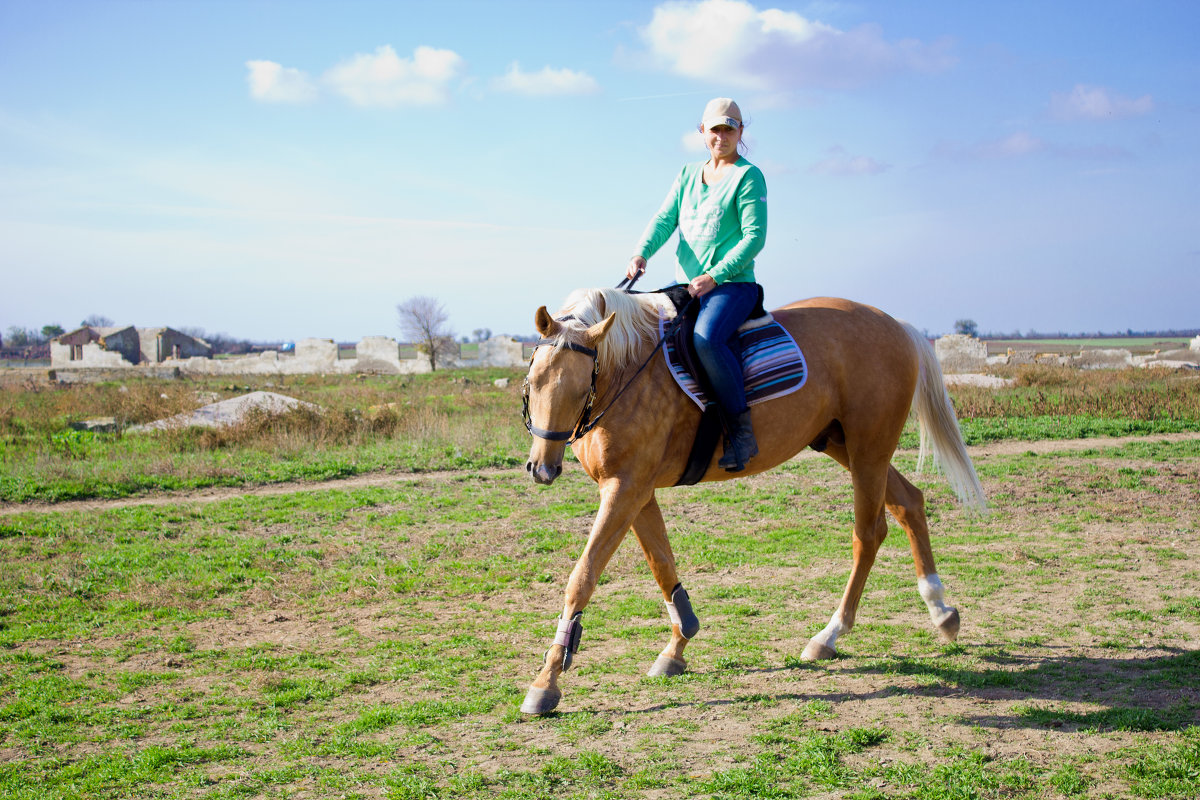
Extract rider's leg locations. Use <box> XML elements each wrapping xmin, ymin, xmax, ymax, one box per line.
<box><xmin>692</xmin><ymin>282</ymin><xmax>759</xmax><ymax>471</ymax></box>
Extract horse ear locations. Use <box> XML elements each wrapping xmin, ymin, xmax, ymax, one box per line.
<box><xmin>586</xmin><ymin>313</ymin><xmax>617</xmax><ymax>344</ymax></box>
<box><xmin>534</xmin><ymin>306</ymin><xmax>561</xmax><ymax>338</ymax></box>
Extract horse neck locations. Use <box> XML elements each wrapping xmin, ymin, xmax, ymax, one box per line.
<box><xmin>595</xmin><ymin>333</ymin><xmax>674</xmax><ymax>413</ymax></box>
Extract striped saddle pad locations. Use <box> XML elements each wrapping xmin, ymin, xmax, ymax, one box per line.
<box><xmin>663</xmin><ymin>316</ymin><xmax>808</xmax><ymax>410</ymax></box>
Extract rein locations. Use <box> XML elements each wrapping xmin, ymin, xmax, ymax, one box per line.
<box><xmin>523</xmin><ymin>275</ymin><xmax>694</xmax><ymax>445</ymax></box>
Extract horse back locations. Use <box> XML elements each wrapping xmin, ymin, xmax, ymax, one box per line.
<box><xmin>766</xmin><ymin>297</ymin><xmax>921</xmax><ymax>446</ymax></box>
<box><xmin>773</xmin><ymin>297</ymin><xmax>920</xmax><ymax>380</ymax></box>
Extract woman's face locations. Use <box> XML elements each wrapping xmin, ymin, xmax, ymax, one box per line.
<box><xmin>704</xmin><ymin>123</ymin><xmax>741</xmax><ymax>161</ymax></box>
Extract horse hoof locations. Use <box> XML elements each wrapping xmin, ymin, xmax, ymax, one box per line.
<box><xmin>519</xmin><ymin>686</ymin><xmax>562</xmax><ymax>716</ymax></box>
<box><xmin>800</xmin><ymin>640</ymin><xmax>837</xmax><ymax>662</ymax></box>
<box><xmin>647</xmin><ymin>655</ymin><xmax>687</xmax><ymax>677</ymax></box>
<box><xmin>935</xmin><ymin>607</ymin><xmax>960</xmax><ymax>642</ymax></box>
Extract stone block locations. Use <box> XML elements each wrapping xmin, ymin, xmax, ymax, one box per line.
<box><xmin>934</xmin><ymin>334</ymin><xmax>987</xmax><ymax>374</ymax></box>
<box><xmin>1072</xmin><ymin>349</ymin><xmax>1133</xmax><ymax>369</ymax></box>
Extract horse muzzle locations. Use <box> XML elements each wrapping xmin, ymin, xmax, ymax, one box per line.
<box><xmin>526</xmin><ymin>458</ymin><xmax>562</xmax><ymax>485</ymax></box>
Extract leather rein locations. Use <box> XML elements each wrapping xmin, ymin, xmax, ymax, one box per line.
<box><xmin>522</xmin><ymin>273</ymin><xmax>691</xmax><ymax>445</ymax></box>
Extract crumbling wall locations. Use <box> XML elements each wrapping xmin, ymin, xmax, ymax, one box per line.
<box><xmin>75</xmin><ymin>342</ymin><xmax>137</xmax><ymax>368</ymax></box>
<box><xmin>294</xmin><ymin>338</ymin><xmax>338</xmax><ymax>372</ymax></box>
<box><xmin>70</xmin><ymin>335</ymin><xmax>531</xmax><ymax>377</ymax></box>
<box><xmin>1071</xmin><ymin>348</ymin><xmax>1133</xmax><ymax>369</ymax></box>
<box><xmin>354</xmin><ymin>336</ymin><xmax>403</xmax><ymax>374</ymax></box>
<box><xmin>934</xmin><ymin>335</ymin><xmax>987</xmax><ymax>374</ymax></box>
<box><xmin>474</xmin><ymin>337</ymin><xmax>525</xmax><ymax>367</ymax></box>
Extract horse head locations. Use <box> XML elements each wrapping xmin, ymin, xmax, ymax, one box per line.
<box><xmin>524</xmin><ymin>305</ymin><xmax>615</xmax><ymax>485</ymax></box>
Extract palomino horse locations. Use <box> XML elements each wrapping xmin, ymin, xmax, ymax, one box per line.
<box><xmin>520</xmin><ymin>287</ymin><xmax>986</xmax><ymax>715</ymax></box>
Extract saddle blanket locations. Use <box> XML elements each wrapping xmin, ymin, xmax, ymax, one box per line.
<box><xmin>663</xmin><ymin>317</ymin><xmax>807</xmax><ymax>410</ymax></box>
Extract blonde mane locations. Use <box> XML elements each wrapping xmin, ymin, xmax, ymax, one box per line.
<box><xmin>552</xmin><ymin>288</ymin><xmax>676</xmax><ymax>374</ymax></box>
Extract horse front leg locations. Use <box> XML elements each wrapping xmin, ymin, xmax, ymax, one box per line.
<box><xmin>520</xmin><ymin>480</ymin><xmax>647</xmax><ymax>715</ymax></box>
<box><xmin>631</xmin><ymin>493</ymin><xmax>700</xmax><ymax>677</ymax></box>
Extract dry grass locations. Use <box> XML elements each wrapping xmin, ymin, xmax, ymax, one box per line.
<box><xmin>951</xmin><ymin>365</ymin><xmax>1200</xmax><ymax>420</ymax></box>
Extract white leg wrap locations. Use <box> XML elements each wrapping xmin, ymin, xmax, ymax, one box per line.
<box><xmin>553</xmin><ymin>613</ymin><xmax>576</xmax><ymax>648</ymax></box>
<box><xmin>918</xmin><ymin>574</ymin><xmax>950</xmax><ymax>620</ymax></box>
<box><xmin>811</xmin><ymin>612</ymin><xmax>847</xmax><ymax>650</ymax></box>
<box><xmin>665</xmin><ymin>600</ymin><xmax>683</xmax><ymax>628</ymax></box>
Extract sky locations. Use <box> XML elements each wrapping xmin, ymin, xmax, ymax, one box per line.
<box><xmin>2</xmin><ymin>0</ymin><xmax>1197</xmax><ymax>343</ymax></box>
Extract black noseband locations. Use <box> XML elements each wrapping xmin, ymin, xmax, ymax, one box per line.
<box><xmin>522</xmin><ymin>340</ymin><xmax>600</xmax><ymax>444</ymax></box>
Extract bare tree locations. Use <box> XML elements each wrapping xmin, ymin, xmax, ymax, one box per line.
<box><xmin>397</xmin><ymin>296</ymin><xmax>457</xmax><ymax>371</ymax></box>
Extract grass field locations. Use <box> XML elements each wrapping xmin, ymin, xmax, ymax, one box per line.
<box><xmin>2</xmin><ymin>367</ymin><xmax>1199</xmax><ymax>504</ymax></box>
<box><xmin>2</xmin><ymin>368</ymin><xmax>1199</xmax><ymax>798</ymax></box>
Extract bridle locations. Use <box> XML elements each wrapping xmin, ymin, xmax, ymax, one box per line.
<box><xmin>521</xmin><ymin>337</ymin><xmax>601</xmax><ymax>444</ymax></box>
<box><xmin>522</xmin><ymin>273</ymin><xmax>694</xmax><ymax>446</ymax></box>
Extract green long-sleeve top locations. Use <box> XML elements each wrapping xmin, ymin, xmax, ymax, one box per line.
<box><xmin>635</xmin><ymin>157</ymin><xmax>767</xmax><ymax>285</ymax></box>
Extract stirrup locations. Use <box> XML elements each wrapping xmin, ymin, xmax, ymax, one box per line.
<box><xmin>719</xmin><ymin>411</ymin><xmax>757</xmax><ymax>471</ymax></box>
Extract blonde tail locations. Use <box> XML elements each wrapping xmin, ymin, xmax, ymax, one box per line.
<box><xmin>904</xmin><ymin>323</ymin><xmax>988</xmax><ymax>512</ymax></box>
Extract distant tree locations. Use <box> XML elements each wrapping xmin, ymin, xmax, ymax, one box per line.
<box><xmin>953</xmin><ymin>319</ymin><xmax>979</xmax><ymax>337</ymax></box>
<box><xmin>5</xmin><ymin>326</ymin><xmax>35</xmax><ymax>347</ymax></box>
<box><xmin>82</xmin><ymin>314</ymin><xmax>114</xmax><ymax>328</ymax></box>
<box><xmin>397</xmin><ymin>296</ymin><xmax>457</xmax><ymax>371</ymax></box>
<box><xmin>42</xmin><ymin>324</ymin><xmax>65</xmax><ymax>340</ymax></box>
<box><xmin>472</xmin><ymin>327</ymin><xmax>492</xmax><ymax>342</ymax></box>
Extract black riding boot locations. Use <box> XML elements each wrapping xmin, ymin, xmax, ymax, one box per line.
<box><xmin>719</xmin><ymin>410</ymin><xmax>758</xmax><ymax>472</ymax></box>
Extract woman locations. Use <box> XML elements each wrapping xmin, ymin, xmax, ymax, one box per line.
<box><xmin>627</xmin><ymin>97</ymin><xmax>767</xmax><ymax>471</ymax></box>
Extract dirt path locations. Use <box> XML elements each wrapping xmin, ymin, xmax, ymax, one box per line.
<box><xmin>4</xmin><ymin>431</ymin><xmax>1200</xmax><ymax>518</ymax></box>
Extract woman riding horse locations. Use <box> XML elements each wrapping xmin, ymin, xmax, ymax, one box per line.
<box><xmin>628</xmin><ymin>97</ymin><xmax>767</xmax><ymax>472</ymax></box>
<box><xmin>520</xmin><ymin>286</ymin><xmax>987</xmax><ymax>715</ymax></box>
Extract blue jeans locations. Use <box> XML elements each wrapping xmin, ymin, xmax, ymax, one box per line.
<box><xmin>692</xmin><ymin>281</ymin><xmax>758</xmax><ymax>415</ymax></box>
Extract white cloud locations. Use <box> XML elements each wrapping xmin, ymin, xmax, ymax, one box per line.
<box><xmin>245</xmin><ymin>60</ymin><xmax>318</xmax><ymax>104</ymax></box>
<box><xmin>936</xmin><ymin>131</ymin><xmax>1131</xmax><ymax>161</ymax></box>
<box><xmin>493</xmin><ymin>62</ymin><xmax>600</xmax><ymax>96</ymax></box>
<box><xmin>1050</xmin><ymin>84</ymin><xmax>1154</xmax><ymax>121</ymax></box>
<box><xmin>933</xmin><ymin>132</ymin><xmax>1041</xmax><ymax>160</ymax></box>
<box><xmin>681</xmin><ymin>129</ymin><xmax>708</xmax><ymax>153</ymax></box>
<box><xmin>637</xmin><ymin>0</ymin><xmax>954</xmax><ymax>90</ymax></box>
<box><xmin>808</xmin><ymin>145</ymin><xmax>890</xmax><ymax>176</ymax></box>
<box><xmin>323</xmin><ymin>45</ymin><xmax>465</xmax><ymax>107</ymax></box>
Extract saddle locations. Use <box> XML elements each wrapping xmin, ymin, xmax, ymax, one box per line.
<box><xmin>632</xmin><ymin>284</ymin><xmax>807</xmax><ymax>485</ymax></box>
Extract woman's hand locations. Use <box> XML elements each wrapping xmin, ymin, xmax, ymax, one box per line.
<box><xmin>688</xmin><ymin>273</ymin><xmax>717</xmax><ymax>298</ymax></box>
<box><xmin>627</xmin><ymin>256</ymin><xmax>647</xmax><ymax>280</ymax></box>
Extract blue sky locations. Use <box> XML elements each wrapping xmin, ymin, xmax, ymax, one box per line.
<box><xmin>2</xmin><ymin>0</ymin><xmax>1197</xmax><ymax>342</ymax></box>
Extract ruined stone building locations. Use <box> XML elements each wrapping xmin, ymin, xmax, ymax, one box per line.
<box><xmin>51</xmin><ymin>326</ymin><xmax>212</xmax><ymax>368</ymax></box>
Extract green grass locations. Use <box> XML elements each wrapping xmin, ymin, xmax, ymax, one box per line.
<box><xmin>3</xmin><ymin>367</ymin><xmax>1199</xmax><ymax>503</ymax></box>
<box><xmin>0</xmin><ymin>441</ymin><xmax>1197</xmax><ymax>798</ymax></box>
<box><xmin>2</xmin><ymin>370</ymin><xmax>1199</xmax><ymax>798</ymax></box>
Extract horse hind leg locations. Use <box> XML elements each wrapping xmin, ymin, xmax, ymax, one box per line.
<box><xmin>801</xmin><ymin>458</ymin><xmax>890</xmax><ymax>661</ymax></box>
<box><xmin>630</xmin><ymin>494</ymin><xmax>699</xmax><ymax>677</ymax></box>
<box><xmin>886</xmin><ymin>466</ymin><xmax>960</xmax><ymax>643</ymax></box>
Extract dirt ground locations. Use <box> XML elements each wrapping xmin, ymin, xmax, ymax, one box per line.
<box><xmin>6</xmin><ymin>432</ymin><xmax>1199</xmax><ymax>797</ymax></box>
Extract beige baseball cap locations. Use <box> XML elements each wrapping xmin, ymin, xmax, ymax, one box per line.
<box><xmin>701</xmin><ymin>97</ymin><xmax>742</xmax><ymax>130</ymax></box>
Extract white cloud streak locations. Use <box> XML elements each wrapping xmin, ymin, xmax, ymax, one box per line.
<box><xmin>493</xmin><ymin>62</ymin><xmax>600</xmax><ymax>95</ymax></box>
<box><xmin>637</xmin><ymin>0</ymin><xmax>954</xmax><ymax>90</ymax></box>
<box><xmin>936</xmin><ymin>131</ymin><xmax>1132</xmax><ymax>161</ymax></box>
<box><xmin>323</xmin><ymin>45</ymin><xmax>465</xmax><ymax>107</ymax></box>
<box><xmin>245</xmin><ymin>60</ymin><xmax>318</xmax><ymax>104</ymax></box>
<box><xmin>808</xmin><ymin>146</ymin><xmax>891</xmax><ymax>176</ymax></box>
<box><xmin>1050</xmin><ymin>84</ymin><xmax>1154</xmax><ymax>121</ymax></box>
